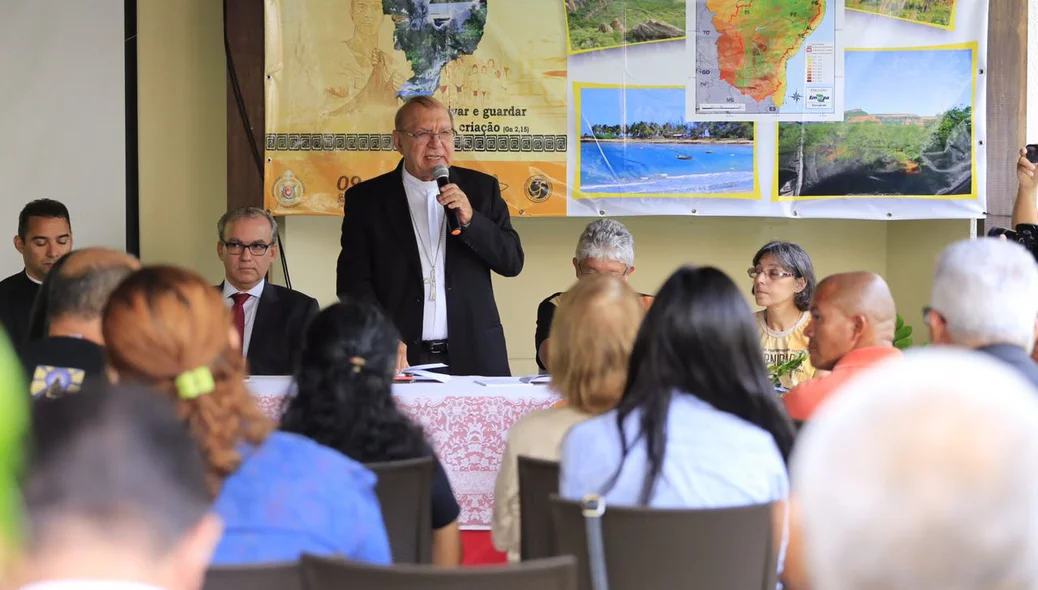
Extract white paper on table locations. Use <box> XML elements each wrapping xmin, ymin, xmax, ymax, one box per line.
<box><xmin>475</xmin><ymin>375</ymin><xmax>550</xmax><ymax>386</ymax></box>
<box><xmin>403</xmin><ymin>369</ymin><xmax>452</xmax><ymax>383</ymax></box>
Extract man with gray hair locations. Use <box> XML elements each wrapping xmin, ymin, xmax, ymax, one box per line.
<box><xmin>19</xmin><ymin>248</ymin><xmax>140</xmax><ymax>397</ymax></box>
<box><xmin>927</xmin><ymin>237</ymin><xmax>1038</xmax><ymax>387</ymax></box>
<box><xmin>217</xmin><ymin>206</ymin><xmax>318</xmax><ymax>375</ymax></box>
<box><xmin>786</xmin><ymin>349</ymin><xmax>1038</xmax><ymax>590</ymax></box>
<box><xmin>535</xmin><ymin>219</ymin><xmax>650</xmax><ymax>371</ymax></box>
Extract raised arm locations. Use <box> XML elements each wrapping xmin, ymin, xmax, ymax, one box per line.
<box><xmin>457</xmin><ymin>177</ymin><xmax>524</xmax><ymax>277</ymax></box>
<box><xmin>1013</xmin><ymin>147</ymin><xmax>1038</xmax><ymax>228</ymax></box>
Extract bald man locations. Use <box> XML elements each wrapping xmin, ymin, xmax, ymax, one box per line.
<box><xmin>783</xmin><ymin>272</ymin><xmax>902</xmax><ymax>421</ymax></box>
<box><xmin>19</xmin><ymin>248</ymin><xmax>140</xmax><ymax>398</ymax></box>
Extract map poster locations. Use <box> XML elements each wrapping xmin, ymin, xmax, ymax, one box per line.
<box><xmin>264</xmin><ymin>0</ymin><xmax>569</xmax><ymax>216</ymax></box>
<box><xmin>689</xmin><ymin>0</ymin><xmax>845</xmax><ymax>122</ymax></box>
<box><xmin>776</xmin><ymin>45</ymin><xmax>976</xmax><ymax>200</ymax></box>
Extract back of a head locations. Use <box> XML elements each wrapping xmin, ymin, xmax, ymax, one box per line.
<box><xmin>616</xmin><ymin>266</ymin><xmax>794</xmax><ymax>503</ymax></box>
<box><xmin>548</xmin><ymin>275</ymin><xmax>644</xmax><ymax>414</ymax></box>
<box><xmin>47</xmin><ymin>248</ymin><xmax>140</xmax><ymax>321</ymax></box>
<box><xmin>793</xmin><ymin>348</ymin><xmax>1038</xmax><ymax>590</ymax></box>
<box><xmin>26</xmin><ymin>382</ymin><xmax>211</xmax><ymax>557</ymax></box>
<box><xmin>101</xmin><ymin>265</ymin><xmax>271</xmax><ymax>492</ymax></box>
<box><xmin>575</xmin><ymin>218</ymin><xmax>634</xmax><ymax>266</ymax></box>
<box><xmin>932</xmin><ymin>238</ymin><xmax>1038</xmax><ymax>350</ymax></box>
<box><xmin>282</xmin><ymin>300</ymin><xmax>425</xmax><ymax>462</ymax></box>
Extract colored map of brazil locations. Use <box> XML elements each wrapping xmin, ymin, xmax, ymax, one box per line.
<box><xmin>693</xmin><ymin>0</ymin><xmax>840</xmax><ymax>120</ymax></box>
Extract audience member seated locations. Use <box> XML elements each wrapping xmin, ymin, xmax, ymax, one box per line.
<box><xmin>492</xmin><ymin>275</ymin><xmax>644</xmax><ymax>561</ymax></box>
<box><xmin>280</xmin><ymin>300</ymin><xmax>462</xmax><ymax>566</ymax></box>
<box><xmin>560</xmin><ymin>266</ymin><xmax>794</xmax><ymax>566</ymax></box>
<box><xmin>17</xmin><ymin>382</ymin><xmax>221</xmax><ymax>590</ymax></box>
<box><xmin>926</xmin><ymin>238</ymin><xmax>1038</xmax><ymax>388</ymax></box>
<box><xmin>749</xmin><ymin>241</ymin><xmax>818</xmax><ymax>388</ymax></box>
<box><xmin>0</xmin><ymin>199</ymin><xmax>73</xmax><ymax>349</ymax></box>
<box><xmin>782</xmin><ymin>272</ymin><xmax>900</xmax><ymax>421</ymax></box>
<box><xmin>19</xmin><ymin>248</ymin><xmax>139</xmax><ymax>398</ymax></box>
<box><xmin>535</xmin><ymin>219</ymin><xmax>651</xmax><ymax>371</ymax></box>
<box><xmin>786</xmin><ymin>349</ymin><xmax>1038</xmax><ymax>590</ymax></box>
<box><xmin>101</xmin><ymin>265</ymin><xmax>391</xmax><ymax>565</ymax></box>
<box><xmin>216</xmin><ymin>207</ymin><xmax>318</xmax><ymax>375</ymax></box>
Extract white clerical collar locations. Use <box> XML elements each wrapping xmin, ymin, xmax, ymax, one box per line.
<box><xmin>401</xmin><ymin>165</ymin><xmax>439</xmax><ymax>193</ymax></box>
<box><xmin>19</xmin><ymin>580</ymin><xmax>168</xmax><ymax>590</ymax></box>
<box><xmin>24</xmin><ymin>269</ymin><xmax>42</xmax><ymax>285</ymax></box>
<box><xmin>222</xmin><ymin>278</ymin><xmax>265</xmax><ymax>299</ymax></box>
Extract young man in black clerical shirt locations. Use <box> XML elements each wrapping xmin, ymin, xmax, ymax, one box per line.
<box><xmin>0</xmin><ymin>199</ymin><xmax>73</xmax><ymax>349</ymax></box>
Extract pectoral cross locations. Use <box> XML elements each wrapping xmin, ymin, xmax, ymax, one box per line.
<box><xmin>424</xmin><ymin>273</ymin><xmax>436</xmax><ymax>302</ymax></box>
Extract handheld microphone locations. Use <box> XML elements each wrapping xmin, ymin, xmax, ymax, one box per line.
<box><xmin>434</xmin><ymin>164</ymin><xmax>463</xmax><ymax>236</ymax></box>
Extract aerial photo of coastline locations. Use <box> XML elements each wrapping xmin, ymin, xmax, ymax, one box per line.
<box><xmin>578</xmin><ymin>86</ymin><xmax>755</xmax><ymax>197</ymax></box>
<box><xmin>777</xmin><ymin>47</ymin><xmax>974</xmax><ymax>198</ymax></box>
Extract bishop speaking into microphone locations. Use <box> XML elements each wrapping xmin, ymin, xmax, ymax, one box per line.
<box><xmin>336</xmin><ymin>96</ymin><xmax>525</xmax><ymax>376</ymax></box>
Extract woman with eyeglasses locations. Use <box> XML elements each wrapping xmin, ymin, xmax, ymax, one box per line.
<box><xmin>749</xmin><ymin>241</ymin><xmax>818</xmax><ymax>388</ymax></box>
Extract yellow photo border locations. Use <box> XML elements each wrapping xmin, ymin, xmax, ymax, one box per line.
<box><xmin>846</xmin><ymin>0</ymin><xmax>957</xmax><ymax>32</ymax></box>
<box><xmin>562</xmin><ymin>1</ymin><xmax>687</xmax><ymax>56</ymax></box>
<box><xmin>772</xmin><ymin>42</ymin><xmax>978</xmax><ymax>202</ymax></box>
<box><xmin>573</xmin><ymin>82</ymin><xmax>760</xmax><ymax>200</ymax></box>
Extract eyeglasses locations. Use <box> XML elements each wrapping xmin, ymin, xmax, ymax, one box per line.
<box><xmin>396</xmin><ymin>129</ymin><xmax>457</xmax><ymax>143</ymax></box>
<box><xmin>748</xmin><ymin>267</ymin><xmax>795</xmax><ymax>281</ymax></box>
<box><xmin>579</xmin><ymin>264</ymin><xmax>630</xmax><ymax>277</ymax></box>
<box><xmin>223</xmin><ymin>241</ymin><xmax>272</xmax><ymax>256</ymax></box>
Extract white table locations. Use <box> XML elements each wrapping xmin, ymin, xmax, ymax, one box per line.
<box><xmin>246</xmin><ymin>376</ymin><xmax>561</xmax><ymax>529</ymax></box>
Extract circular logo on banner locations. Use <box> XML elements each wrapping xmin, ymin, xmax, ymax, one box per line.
<box><xmin>524</xmin><ymin>175</ymin><xmax>552</xmax><ymax>203</ymax></box>
<box><xmin>273</xmin><ymin>171</ymin><xmax>304</xmax><ymax>207</ymax></box>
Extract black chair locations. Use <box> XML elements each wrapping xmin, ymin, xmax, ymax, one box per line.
<box><xmin>300</xmin><ymin>553</ymin><xmax>578</xmax><ymax>590</ymax></box>
<box><xmin>203</xmin><ymin>561</ymin><xmax>301</xmax><ymax>590</ymax></box>
<box><xmin>550</xmin><ymin>496</ymin><xmax>778</xmax><ymax>590</ymax></box>
<box><xmin>518</xmin><ymin>455</ymin><xmax>560</xmax><ymax>560</ymax></box>
<box><xmin>366</xmin><ymin>456</ymin><xmax>435</xmax><ymax>564</ymax></box>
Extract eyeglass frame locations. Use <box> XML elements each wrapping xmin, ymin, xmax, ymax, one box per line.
<box><xmin>747</xmin><ymin>267</ymin><xmax>796</xmax><ymax>281</ymax></box>
<box><xmin>578</xmin><ymin>262</ymin><xmax>631</xmax><ymax>277</ymax></box>
<box><xmin>221</xmin><ymin>240</ymin><xmax>273</xmax><ymax>256</ymax></box>
<box><xmin>395</xmin><ymin>128</ymin><xmax>458</xmax><ymax>143</ymax></box>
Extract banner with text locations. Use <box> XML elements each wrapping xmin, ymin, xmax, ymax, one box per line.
<box><xmin>265</xmin><ymin>0</ymin><xmax>987</xmax><ymax>220</ymax></box>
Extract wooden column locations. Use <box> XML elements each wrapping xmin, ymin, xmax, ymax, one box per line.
<box><xmin>225</xmin><ymin>0</ymin><xmax>266</xmax><ymax>212</ymax></box>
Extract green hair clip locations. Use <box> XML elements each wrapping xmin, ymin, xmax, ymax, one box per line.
<box><xmin>175</xmin><ymin>366</ymin><xmax>215</xmax><ymax>399</ymax></box>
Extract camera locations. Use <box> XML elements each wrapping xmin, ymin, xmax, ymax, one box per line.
<box><xmin>988</xmin><ymin>227</ymin><xmax>1019</xmax><ymax>240</ymax></box>
<box><xmin>1027</xmin><ymin>144</ymin><xmax>1038</xmax><ymax>164</ymax></box>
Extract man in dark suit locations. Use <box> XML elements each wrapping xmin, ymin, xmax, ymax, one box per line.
<box><xmin>0</xmin><ymin>199</ymin><xmax>73</xmax><ymax>349</ymax></box>
<box><xmin>926</xmin><ymin>238</ymin><xmax>1038</xmax><ymax>388</ymax></box>
<box><xmin>337</xmin><ymin>96</ymin><xmax>524</xmax><ymax>376</ymax></box>
<box><xmin>217</xmin><ymin>207</ymin><xmax>319</xmax><ymax>376</ymax></box>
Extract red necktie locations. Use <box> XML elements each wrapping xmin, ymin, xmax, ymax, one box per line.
<box><xmin>231</xmin><ymin>292</ymin><xmax>250</xmax><ymax>350</ymax></box>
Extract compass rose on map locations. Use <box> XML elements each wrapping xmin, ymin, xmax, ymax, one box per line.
<box><xmin>791</xmin><ymin>91</ymin><xmax>802</xmax><ymax>103</ymax></box>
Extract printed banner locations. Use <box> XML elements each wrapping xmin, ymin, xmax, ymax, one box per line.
<box><xmin>265</xmin><ymin>0</ymin><xmax>986</xmax><ymax>220</ymax></box>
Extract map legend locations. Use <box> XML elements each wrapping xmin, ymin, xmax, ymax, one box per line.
<box><xmin>805</xmin><ymin>43</ymin><xmax>836</xmax><ymax>85</ymax></box>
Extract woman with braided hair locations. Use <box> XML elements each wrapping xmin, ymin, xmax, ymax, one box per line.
<box><xmin>280</xmin><ymin>300</ymin><xmax>462</xmax><ymax>566</ymax></box>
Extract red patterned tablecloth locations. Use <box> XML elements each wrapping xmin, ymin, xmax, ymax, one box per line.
<box><xmin>247</xmin><ymin>376</ymin><xmax>560</xmax><ymax>529</ymax></box>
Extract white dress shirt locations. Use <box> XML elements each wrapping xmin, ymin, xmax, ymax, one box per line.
<box><xmin>223</xmin><ymin>278</ymin><xmax>265</xmax><ymax>357</ymax></box>
<box><xmin>402</xmin><ymin>166</ymin><xmax>448</xmax><ymax>340</ymax></box>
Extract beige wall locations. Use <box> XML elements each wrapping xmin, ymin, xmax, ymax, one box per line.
<box><xmin>138</xmin><ymin>2</ymin><xmax>973</xmax><ymax>375</ymax></box>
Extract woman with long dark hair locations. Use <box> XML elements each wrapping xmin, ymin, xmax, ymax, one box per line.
<box><xmin>560</xmin><ymin>265</ymin><xmax>794</xmax><ymax>509</ymax></box>
<box><xmin>280</xmin><ymin>300</ymin><xmax>462</xmax><ymax>566</ymax></box>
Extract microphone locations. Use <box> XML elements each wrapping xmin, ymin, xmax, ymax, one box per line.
<box><xmin>434</xmin><ymin>164</ymin><xmax>463</xmax><ymax>236</ymax></box>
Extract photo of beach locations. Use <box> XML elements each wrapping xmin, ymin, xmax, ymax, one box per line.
<box><xmin>776</xmin><ymin>46</ymin><xmax>975</xmax><ymax>199</ymax></box>
<box><xmin>564</xmin><ymin>0</ymin><xmax>685</xmax><ymax>55</ymax></box>
<box><xmin>576</xmin><ymin>85</ymin><xmax>756</xmax><ymax>198</ymax></box>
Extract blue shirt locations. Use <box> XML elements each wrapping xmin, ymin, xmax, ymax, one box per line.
<box><xmin>211</xmin><ymin>431</ymin><xmax>392</xmax><ymax>565</ymax></box>
<box><xmin>560</xmin><ymin>394</ymin><xmax>788</xmax><ymax>508</ymax></box>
